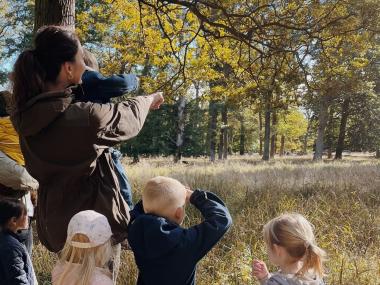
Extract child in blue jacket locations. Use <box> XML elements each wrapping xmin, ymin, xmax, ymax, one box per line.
<box><xmin>75</xmin><ymin>49</ymin><xmax>139</xmax><ymax>104</ymax></box>
<box><xmin>0</xmin><ymin>198</ymin><xmax>37</xmax><ymax>285</ymax></box>
<box><xmin>74</xmin><ymin>49</ymin><xmax>139</xmax><ymax>208</ymax></box>
<box><xmin>127</xmin><ymin>176</ymin><xmax>232</xmax><ymax>285</ymax></box>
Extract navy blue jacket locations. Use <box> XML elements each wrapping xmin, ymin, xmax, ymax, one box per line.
<box><xmin>0</xmin><ymin>230</ymin><xmax>36</xmax><ymax>285</ymax></box>
<box><xmin>127</xmin><ymin>189</ymin><xmax>232</xmax><ymax>285</ymax></box>
<box><xmin>76</xmin><ymin>70</ymin><xmax>139</xmax><ymax>103</ymax></box>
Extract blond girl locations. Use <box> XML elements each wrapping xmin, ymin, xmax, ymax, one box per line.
<box><xmin>253</xmin><ymin>213</ymin><xmax>326</xmax><ymax>285</ymax></box>
<box><xmin>52</xmin><ymin>210</ymin><xmax>115</xmax><ymax>285</ymax></box>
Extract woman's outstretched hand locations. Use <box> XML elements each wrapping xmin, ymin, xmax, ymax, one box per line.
<box><xmin>149</xmin><ymin>92</ymin><xmax>164</xmax><ymax>110</ymax></box>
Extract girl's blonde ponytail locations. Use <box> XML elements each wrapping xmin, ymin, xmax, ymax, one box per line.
<box><xmin>300</xmin><ymin>243</ymin><xmax>326</xmax><ymax>278</ymax></box>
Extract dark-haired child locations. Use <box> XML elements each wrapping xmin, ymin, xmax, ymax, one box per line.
<box><xmin>0</xmin><ymin>198</ymin><xmax>37</xmax><ymax>284</ymax></box>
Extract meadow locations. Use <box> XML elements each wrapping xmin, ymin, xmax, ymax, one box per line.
<box><xmin>33</xmin><ymin>155</ymin><xmax>380</xmax><ymax>285</ymax></box>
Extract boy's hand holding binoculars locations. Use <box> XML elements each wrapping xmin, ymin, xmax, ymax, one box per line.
<box><xmin>185</xmin><ymin>187</ymin><xmax>194</xmax><ymax>203</ymax></box>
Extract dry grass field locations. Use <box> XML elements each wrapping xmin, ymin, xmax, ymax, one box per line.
<box><xmin>33</xmin><ymin>156</ymin><xmax>380</xmax><ymax>284</ymax></box>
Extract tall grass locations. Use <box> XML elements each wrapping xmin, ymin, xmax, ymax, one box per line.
<box><xmin>33</xmin><ymin>157</ymin><xmax>380</xmax><ymax>285</ymax></box>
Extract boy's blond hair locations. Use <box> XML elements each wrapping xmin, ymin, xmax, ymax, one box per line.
<box><xmin>263</xmin><ymin>213</ymin><xmax>326</xmax><ymax>278</ymax></box>
<box><xmin>83</xmin><ymin>49</ymin><xmax>99</xmax><ymax>71</ymax></box>
<box><xmin>143</xmin><ymin>176</ymin><xmax>186</xmax><ymax>215</ymax></box>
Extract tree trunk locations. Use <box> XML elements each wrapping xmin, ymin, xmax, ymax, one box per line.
<box><xmin>132</xmin><ymin>153</ymin><xmax>140</xmax><ymax>164</ymax></box>
<box><xmin>174</xmin><ymin>96</ymin><xmax>186</xmax><ymax>163</ymax></box>
<box><xmin>34</xmin><ymin>0</ymin><xmax>75</xmax><ymax>31</ymax></box>
<box><xmin>194</xmin><ymin>81</ymin><xmax>200</xmax><ymax>100</ymax></box>
<box><xmin>218</xmin><ymin>132</ymin><xmax>223</xmax><ymax>160</ymax></box>
<box><xmin>222</xmin><ymin>103</ymin><xmax>228</xmax><ymax>160</ymax></box>
<box><xmin>239</xmin><ymin>115</ymin><xmax>245</xmax><ymax>155</ymax></box>
<box><xmin>376</xmin><ymin>149</ymin><xmax>380</xmax><ymax>158</ymax></box>
<box><xmin>270</xmin><ymin>111</ymin><xmax>277</xmax><ymax>158</ymax></box>
<box><xmin>302</xmin><ymin>116</ymin><xmax>313</xmax><ymax>155</ymax></box>
<box><xmin>262</xmin><ymin>96</ymin><xmax>271</xmax><ymax>161</ymax></box>
<box><xmin>209</xmin><ymin>101</ymin><xmax>217</xmax><ymax>162</ymax></box>
<box><xmin>280</xmin><ymin>135</ymin><xmax>285</xmax><ymax>156</ymax></box>
<box><xmin>259</xmin><ymin>109</ymin><xmax>263</xmax><ymax>156</ymax></box>
<box><xmin>313</xmin><ymin>96</ymin><xmax>330</xmax><ymax>160</ymax></box>
<box><xmin>302</xmin><ymin>135</ymin><xmax>308</xmax><ymax>155</ymax></box>
<box><xmin>326</xmin><ymin>107</ymin><xmax>334</xmax><ymax>159</ymax></box>
<box><xmin>228</xmin><ymin>127</ymin><xmax>233</xmax><ymax>155</ymax></box>
<box><xmin>335</xmin><ymin>98</ymin><xmax>350</xmax><ymax>159</ymax></box>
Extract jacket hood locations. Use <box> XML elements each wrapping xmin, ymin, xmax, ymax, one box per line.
<box><xmin>128</xmin><ymin>212</ymin><xmax>184</xmax><ymax>260</ymax></box>
<box><xmin>11</xmin><ymin>89</ymin><xmax>73</xmax><ymax>137</ymax></box>
<box><xmin>269</xmin><ymin>272</ymin><xmax>324</xmax><ymax>285</ymax></box>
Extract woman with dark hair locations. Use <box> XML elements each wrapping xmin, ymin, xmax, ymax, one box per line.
<box><xmin>10</xmin><ymin>25</ymin><xmax>164</xmax><ymax>253</ymax></box>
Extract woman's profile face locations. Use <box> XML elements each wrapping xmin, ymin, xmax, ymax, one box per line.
<box><xmin>59</xmin><ymin>43</ymin><xmax>86</xmax><ymax>87</ymax></box>
<box><xmin>65</xmin><ymin>43</ymin><xmax>86</xmax><ymax>85</ymax></box>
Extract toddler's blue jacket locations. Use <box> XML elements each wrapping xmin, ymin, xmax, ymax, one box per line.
<box><xmin>0</xmin><ymin>230</ymin><xmax>36</xmax><ymax>285</ymax></box>
<box><xmin>77</xmin><ymin>70</ymin><xmax>139</xmax><ymax>103</ymax></box>
<box><xmin>127</xmin><ymin>189</ymin><xmax>232</xmax><ymax>285</ymax></box>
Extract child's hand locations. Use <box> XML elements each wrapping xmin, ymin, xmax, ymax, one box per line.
<box><xmin>185</xmin><ymin>187</ymin><xmax>193</xmax><ymax>203</ymax></box>
<box><xmin>252</xmin><ymin>260</ymin><xmax>269</xmax><ymax>280</ymax></box>
<box><xmin>149</xmin><ymin>92</ymin><xmax>164</xmax><ymax>109</ymax></box>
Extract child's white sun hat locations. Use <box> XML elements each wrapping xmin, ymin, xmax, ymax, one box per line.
<box><xmin>67</xmin><ymin>210</ymin><xmax>112</xmax><ymax>248</ymax></box>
